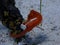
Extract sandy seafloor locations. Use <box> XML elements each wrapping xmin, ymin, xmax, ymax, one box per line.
<box><xmin>0</xmin><ymin>0</ymin><xmax>60</xmax><ymax>45</ymax></box>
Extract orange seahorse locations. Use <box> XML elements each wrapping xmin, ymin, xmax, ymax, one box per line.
<box><xmin>10</xmin><ymin>10</ymin><xmax>43</xmax><ymax>38</ymax></box>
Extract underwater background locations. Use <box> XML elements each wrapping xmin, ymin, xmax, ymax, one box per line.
<box><xmin>0</xmin><ymin>0</ymin><xmax>60</xmax><ymax>45</ymax></box>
